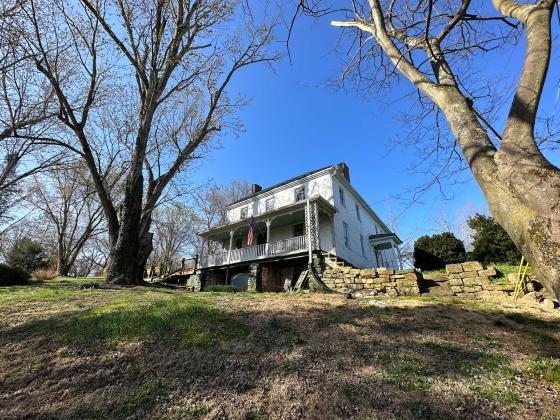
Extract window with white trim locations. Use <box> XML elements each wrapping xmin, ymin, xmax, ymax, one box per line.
<box><xmin>240</xmin><ymin>207</ymin><xmax>248</xmax><ymax>219</ymax></box>
<box><xmin>360</xmin><ymin>234</ymin><xmax>366</xmax><ymax>257</ymax></box>
<box><xmin>356</xmin><ymin>204</ymin><xmax>361</xmax><ymax>222</ymax></box>
<box><xmin>294</xmin><ymin>186</ymin><xmax>305</xmax><ymax>202</ymax></box>
<box><xmin>343</xmin><ymin>222</ymin><xmax>350</xmax><ymax>248</ymax></box>
<box><xmin>339</xmin><ymin>187</ymin><xmax>346</xmax><ymax>207</ymax></box>
<box><xmin>265</xmin><ymin>197</ymin><xmax>275</xmax><ymax>212</ymax></box>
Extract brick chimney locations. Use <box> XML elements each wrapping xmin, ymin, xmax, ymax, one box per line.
<box><xmin>251</xmin><ymin>183</ymin><xmax>262</xmax><ymax>194</ymax></box>
<box><xmin>337</xmin><ymin>162</ymin><xmax>350</xmax><ymax>183</ymax></box>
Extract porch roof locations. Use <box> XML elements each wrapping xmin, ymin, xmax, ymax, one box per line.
<box><xmin>198</xmin><ymin>196</ymin><xmax>336</xmax><ymax>239</ymax></box>
<box><xmin>369</xmin><ymin>232</ymin><xmax>403</xmax><ymax>248</ymax></box>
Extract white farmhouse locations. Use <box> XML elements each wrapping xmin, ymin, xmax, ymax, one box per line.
<box><xmin>196</xmin><ymin>163</ymin><xmax>402</xmax><ymax>291</ymax></box>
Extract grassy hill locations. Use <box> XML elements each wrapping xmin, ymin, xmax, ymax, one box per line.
<box><xmin>0</xmin><ymin>279</ymin><xmax>558</xmax><ymax>418</ymax></box>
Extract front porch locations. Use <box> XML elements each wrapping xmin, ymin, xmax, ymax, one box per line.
<box><xmin>198</xmin><ymin>197</ymin><xmax>335</xmax><ymax>269</ymax></box>
<box><xmin>198</xmin><ymin>235</ymin><xmax>307</xmax><ymax>268</ymax></box>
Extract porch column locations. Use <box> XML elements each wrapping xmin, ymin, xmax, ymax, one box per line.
<box><xmin>265</xmin><ymin>219</ymin><xmax>272</xmax><ymax>255</ymax></box>
<box><xmin>305</xmin><ymin>199</ymin><xmax>320</xmax><ymax>264</ymax></box>
<box><xmin>227</xmin><ymin>229</ymin><xmax>235</xmax><ymax>264</ymax></box>
<box><xmin>390</xmin><ymin>240</ymin><xmax>402</xmax><ymax>270</ymax></box>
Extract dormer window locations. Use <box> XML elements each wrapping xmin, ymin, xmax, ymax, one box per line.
<box><xmin>294</xmin><ymin>186</ymin><xmax>305</xmax><ymax>202</ymax></box>
<box><xmin>339</xmin><ymin>187</ymin><xmax>346</xmax><ymax>207</ymax></box>
<box><xmin>240</xmin><ymin>207</ymin><xmax>248</xmax><ymax>219</ymax></box>
<box><xmin>265</xmin><ymin>197</ymin><xmax>275</xmax><ymax>212</ymax></box>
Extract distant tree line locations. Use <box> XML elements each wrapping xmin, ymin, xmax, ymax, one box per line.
<box><xmin>414</xmin><ymin>213</ymin><xmax>521</xmax><ymax>270</ymax></box>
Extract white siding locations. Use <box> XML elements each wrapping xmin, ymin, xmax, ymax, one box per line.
<box><xmin>226</xmin><ymin>172</ymin><xmax>334</xmax><ymax>222</ymax></box>
<box><xmin>219</xmin><ymin>168</ymin><xmax>398</xmax><ymax>269</ymax></box>
<box><xmin>330</xmin><ymin>177</ymin><xmax>398</xmax><ymax>268</ymax></box>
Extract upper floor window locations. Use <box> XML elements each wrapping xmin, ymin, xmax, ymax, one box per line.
<box><xmin>339</xmin><ymin>187</ymin><xmax>346</xmax><ymax>207</ymax></box>
<box><xmin>265</xmin><ymin>197</ymin><xmax>275</xmax><ymax>212</ymax></box>
<box><xmin>355</xmin><ymin>204</ymin><xmax>361</xmax><ymax>222</ymax></box>
<box><xmin>294</xmin><ymin>186</ymin><xmax>305</xmax><ymax>202</ymax></box>
<box><xmin>343</xmin><ymin>222</ymin><xmax>350</xmax><ymax>248</ymax></box>
<box><xmin>360</xmin><ymin>234</ymin><xmax>366</xmax><ymax>257</ymax></box>
<box><xmin>293</xmin><ymin>223</ymin><xmax>304</xmax><ymax>237</ymax></box>
<box><xmin>240</xmin><ymin>207</ymin><xmax>248</xmax><ymax>219</ymax></box>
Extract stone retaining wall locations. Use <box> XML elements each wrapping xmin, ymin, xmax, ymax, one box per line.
<box><xmin>321</xmin><ymin>260</ymin><xmax>527</xmax><ymax>299</ymax></box>
<box><xmin>444</xmin><ymin>261</ymin><xmax>513</xmax><ymax>297</ymax></box>
<box><xmin>322</xmin><ymin>266</ymin><xmax>421</xmax><ymax>297</ymax></box>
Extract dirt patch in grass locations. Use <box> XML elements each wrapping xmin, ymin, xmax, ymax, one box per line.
<box><xmin>0</xmin><ymin>282</ymin><xmax>559</xmax><ymax>419</ymax></box>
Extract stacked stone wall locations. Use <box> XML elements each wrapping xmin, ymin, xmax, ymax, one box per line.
<box><xmin>322</xmin><ymin>266</ymin><xmax>421</xmax><ymax>297</ymax></box>
<box><xmin>445</xmin><ymin>261</ymin><xmax>516</xmax><ymax>297</ymax></box>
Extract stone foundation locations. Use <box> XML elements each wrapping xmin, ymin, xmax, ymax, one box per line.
<box><xmin>322</xmin><ymin>266</ymin><xmax>421</xmax><ymax>297</ymax></box>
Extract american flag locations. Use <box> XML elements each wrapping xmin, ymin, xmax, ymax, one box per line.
<box><xmin>247</xmin><ymin>216</ymin><xmax>256</xmax><ymax>246</ymax></box>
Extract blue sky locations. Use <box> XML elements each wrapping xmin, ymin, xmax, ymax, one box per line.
<box><xmin>189</xmin><ymin>8</ymin><xmax>560</xmax><ymax>243</ymax></box>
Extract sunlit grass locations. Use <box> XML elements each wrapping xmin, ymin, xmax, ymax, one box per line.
<box><xmin>62</xmin><ymin>295</ymin><xmax>250</xmax><ymax>348</ymax></box>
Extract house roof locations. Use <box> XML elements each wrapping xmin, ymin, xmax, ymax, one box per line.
<box><xmin>225</xmin><ymin>165</ymin><xmax>332</xmax><ymax>208</ymax></box>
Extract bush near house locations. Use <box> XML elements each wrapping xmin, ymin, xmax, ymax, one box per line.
<box><xmin>0</xmin><ymin>263</ymin><xmax>30</xmax><ymax>286</ymax></box>
<box><xmin>467</xmin><ymin>213</ymin><xmax>521</xmax><ymax>265</ymax></box>
<box><xmin>414</xmin><ymin>232</ymin><xmax>466</xmax><ymax>271</ymax></box>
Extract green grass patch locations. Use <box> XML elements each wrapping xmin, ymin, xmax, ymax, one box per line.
<box><xmin>469</xmin><ymin>382</ymin><xmax>520</xmax><ymax>406</ymax></box>
<box><xmin>175</xmin><ymin>402</ymin><xmax>209</xmax><ymax>419</ymax></box>
<box><xmin>204</xmin><ymin>285</ymin><xmax>241</xmax><ymax>293</ymax></box>
<box><xmin>378</xmin><ymin>352</ymin><xmax>432</xmax><ymax>392</ymax></box>
<box><xmin>77</xmin><ymin>379</ymin><xmax>168</xmax><ymax>418</ymax></box>
<box><xmin>504</xmin><ymin>313</ymin><xmax>558</xmax><ymax>330</ymax></box>
<box><xmin>384</xmin><ymin>372</ymin><xmax>431</xmax><ymax>392</ymax></box>
<box><xmin>422</xmin><ymin>341</ymin><xmax>510</xmax><ymax>375</ymax></box>
<box><xmin>403</xmin><ymin>296</ymin><xmax>437</xmax><ymax>302</ymax></box>
<box><xmin>527</xmin><ymin>358</ymin><xmax>560</xmax><ymax>385</ymax></box>
<box><xmin>62</xmin><ymin>296</ymin><xmax>250</xmax><ymax>348</ymax></box>
<box><xmin>492</xmin><ymin>264</ymin><xmax>532</xmax><ymax>282</ymax></box>
<box><xmin>283</xmin><ymin>361</ymin><xmax>301</xmax><ymax>373</ymax></box>
<box><xmin>421</xmin><ymin>269</ymin><xmax>447</xmax><ymax>277</ymax></box>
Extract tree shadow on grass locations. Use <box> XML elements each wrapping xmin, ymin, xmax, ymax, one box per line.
<box><xmin>0</xmin><ymin>293</ymin><xmax>558</xmax><ymax>419</ymax></box>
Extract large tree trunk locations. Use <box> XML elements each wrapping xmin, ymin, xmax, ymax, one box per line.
<box><xmin>441</xmin><ymin>94</ymin><xmax>560</xmax><ymax>299</ymax></box>
<box><xmin>105</xmin><ymin>170</ymin><xmax>145</xmax><ymax>285</ymax></box>
<box><xmin>481</xmin><ymin>174</ymin><xmax>560</xmax><ymax>298</ymax></box>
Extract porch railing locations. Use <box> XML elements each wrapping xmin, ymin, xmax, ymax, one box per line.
<box><xmin>198</xmin><ymin>235</ymin><xmax>307</xmax><ymax>268</ymax></box>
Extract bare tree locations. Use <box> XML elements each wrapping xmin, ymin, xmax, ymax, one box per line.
<box><xmin>0</xmin><ymin>0</ymin><xmax>61</xmax><ymax>219</ymax></box>
<box><xmin>193</xmin><ymin>180</ymin><xmax>251</xmax><ymax>254</ymax></box>
<box><xmin>149</xmin><ymin>203</ymin><xmax>200</xmax><ymax>273</ymax></box>
<box><xmin>12</xmin><ymin>0</ymin><xmax>277</xmax><ymax>284</ymax></box>
<box><xmin>27</xmin><ymin>163</ymin><xmax>104</xmax><ymax>276</ymax></box>
<box><xmin>298</xmin><ymin>0</ymin><xmax>560</xmax><ymax>298</ymax></box>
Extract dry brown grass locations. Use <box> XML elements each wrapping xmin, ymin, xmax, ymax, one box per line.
<box><xmin>0</xmin><ymin>282</ymin><xmax>558</xmax><ymax>419</ymax></box>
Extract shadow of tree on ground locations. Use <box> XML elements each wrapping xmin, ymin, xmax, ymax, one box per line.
<box><xmin>0</xmin><ymin>288</ymin><xmax>558</xmax><ymax>419</ymax></box>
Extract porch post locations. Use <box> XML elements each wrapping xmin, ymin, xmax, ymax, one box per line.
<box><xmin>265</xmin><ymin>219</ymin><xmax>272</xmax><ymax>255</ymax></box>
<box><xmin>227</xmin><ymin>229</ymin><xmax>235</xmax><ymax>264</ymax></box>
<box><xmin>306</xmin><ymin>200</ymin><xmax>312</xmax><ymax>264</ymax></box>
<box><xmin>390</xmin><ymin>240</ymin><xmax>402</xmax><ymax>270</ymax></box>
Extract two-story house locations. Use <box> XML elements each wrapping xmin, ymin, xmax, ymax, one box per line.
<box><xmin>195</xmin><ymin>163</ymin><xmax>402</xmax><ymax>291</ymax></box>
